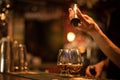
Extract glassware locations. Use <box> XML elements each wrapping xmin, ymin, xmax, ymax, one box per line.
<box><xmin>12</xmin><ymin>40</ymin><xmax>19</xmax><ymax>71</ymax></box>
<box><xmin>69</xmin><ymin>49</ymin><xmax>83</xmax><ymax>77</ymax></box>
<box><xmin>57</xmin><ymin>49</ymin><xmax>70</xmax><ymax>77</ymax></box>
<box><xmin>12</xmin><ymin>43</ymin><xmax>29</xmax><ymax>72</ymax></box>
<box><xmin>0</xmin><ymin>37</ymin><xmax>11</xmax><ymax>73</ymax></box>
<box><xmin>17</xmin><ymin>44</ymin><xmax>28</xmax><ymax>72</ymax></box>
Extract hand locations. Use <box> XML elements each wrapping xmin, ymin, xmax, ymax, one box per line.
<box><xmin>86</xmin><ymin>60</ymin><xmax>105</xmax><ymax>78</ymax></box>
<box><xmin>68</xmin><ymin>8</ymin><xmax>100</xmax><ymax>34</ymax></box>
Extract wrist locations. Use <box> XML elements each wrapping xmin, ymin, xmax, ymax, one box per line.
<box><xmin>99</xmin><ymin>60</ymin><xmax>106</xmax><ymax>69</ymax></box>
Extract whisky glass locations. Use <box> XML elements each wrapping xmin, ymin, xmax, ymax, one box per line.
<box><xmin>69</xmin><ymin>49</ymin><xmax>83</xmax><ymax>77</ymax></box>
<box><xmin>57</xmin><ymin>49</ymin><xmax>70</xmax><ymax>77</ymax></box>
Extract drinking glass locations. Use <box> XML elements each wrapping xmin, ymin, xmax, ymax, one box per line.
<box><xmin>18</xmin><ymin>44</ymin><xmax>28</xmax><ymax>72</ymax></box>
<box><xmin>57</xmin><ymin>49</ymin><xmax>70</xmax><ymax>77</ymax></box>
<box><xmin>69</xmin><ymin>49</ymin><xmax>83</xmax><ymax>77</ymax></box>
<box><xmin>13</xmin><ymin>43</ymin><xmax>28</xmax><ymax>72</ymax></box>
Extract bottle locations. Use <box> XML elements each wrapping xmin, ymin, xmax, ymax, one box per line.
<box><xmin>18</xmin><ymin>44</ymin><xmax>28</xmax><ymax>71</ymax></box>
<box><xmin>90</xmin><ymin>65</ymin><xmax>96</xmax><ymax>76</ymax></box>
<box><xmin>70</xmin><ymin>4</ymin><xmax>81</xmax><ymax>27</ymax></box>
<box><xmin>0</xmin><ymin>37</ymin><xmax>12</xmax><ymax>73</ymax></box>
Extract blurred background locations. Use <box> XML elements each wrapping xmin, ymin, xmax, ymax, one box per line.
<box><xmin>0</xmin><ymin>0</ymin><xmax>115</xmax><ymax>73</ymax></box>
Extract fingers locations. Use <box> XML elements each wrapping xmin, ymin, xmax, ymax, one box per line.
<box><xmin>95</xmin><ymin>72</ymin><xmax>101</xmax><ymax>78</ymax></box>
<box><xmin>69</xmin><ymin>7</ymin><xmax>95</xmax><ymax>31</ymax></box>
<box><xmin>68</xmin><ymin>8</ymin><xmax>72</xmax><ymax>12</ymax></box>
<box><xmin>68</xmin><ymin>8</ymin><xmax>74</xmax><ymax>20</ymax></box>
<box><xmin>69</xmin><ymin>7</ymin><xmax>84</xmax><ymax>21</ymax></box>
<box><xmin>86</xmin><ymin>66</ymin><xmax>94</xmax><ymax>77</ymax></box>
<box><xmin>86</xmin><ymin>66</ymin><xmax>100</xmax><ymax>79</ymax></box>
<box><xmin>76</xmin><ymin>8</ymin><xmax>88</xmax><ymax>24</ymax></box>
<box><xmin>76</xmin><ymin>8</ymin><xmax>83</xmax><ymax>19</ymax></box>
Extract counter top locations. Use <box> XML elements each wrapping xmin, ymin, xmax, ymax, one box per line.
<box><xmin>0</xmin><ymin>73</ymin><xmax>30</xmax><ymax>80</ymax></box>
<box><xmin>1</xmin><ymin>71</ymin><xmax>96</xmax><ymax>80</ymax></box>
<box><xmin>0</xmin><ymin>71</ymin><xmax>106</xmax><ymax>80</ymax></box>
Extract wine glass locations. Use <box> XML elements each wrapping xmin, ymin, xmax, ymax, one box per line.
<box><xmin>57</xmin><ymin>49</ymin><xmax>70</xmax><ymax>77</ymax></box>
<box><xmin>69</xmin><ymin>49</ymin><xmax>83</xmax><ymax>77</ymax></box>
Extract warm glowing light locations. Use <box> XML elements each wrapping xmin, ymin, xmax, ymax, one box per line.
<box><xmin>79</xmin><ymin>46</ymin><xmax>86</xmax><ymax>54</ymax></box>
<box><xmin>1</xmin><ymin>13</ymin><xmax>6</xmax><ymax>20</ymax></box>
<box><xmin>6</xmin><ymin>4</ymin><xmax>10</xmax><ymax>8</ymax></box>
<box><xmin>67</xmin><ymin>32</ymin><xmax>76</xmax><ymax>42</ymax></box>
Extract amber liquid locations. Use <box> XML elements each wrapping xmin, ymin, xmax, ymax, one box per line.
<box><xmin>68</xmin><ymin>64</ymin><xmax>82</xmax><ymax>76</ymax></box>
<box><xmin>57</xmin><ymin>64</ymin><xmax>68</xmax><ymax>71</ymax></box>
<box><xmin>57</xmin><ymin>64</ymin><xmax>70</xmax><ymax>77</ymax></box>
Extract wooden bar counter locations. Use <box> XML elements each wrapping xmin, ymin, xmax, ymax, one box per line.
<box><xmin>0</xmin><ymin>71</ymin><xmax>98</xmax><ymax>80</ymax></box>
<box><xmin>1</xmin><ymin>71</ymin><xmax>111</xmax><ymax>80</ymax></box>
<box><xmin>0</xmin><ymin>73</ymin><xmax>30</xmax><ymax>80</ymax></box>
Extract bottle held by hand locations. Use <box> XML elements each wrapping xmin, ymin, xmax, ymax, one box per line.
<box><xmin>90</xmin><ymin>65</ymin><xmax>96</xmax><ymax>76</ymax></box>
<box><xmin>70</xmin><ymin>4</ymin><xmax>81</xmax><ymax>27</ymax></box>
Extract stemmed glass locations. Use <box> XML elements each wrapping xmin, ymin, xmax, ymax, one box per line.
<box><xmin>69</xmin><ymin>49</ymin><xmax>83</xmax><ymax>77</ymax></box>
<box><xmin>57</xmin><ymin>49</ymin><xmax>70</xmax><ymax>77</ymax></box>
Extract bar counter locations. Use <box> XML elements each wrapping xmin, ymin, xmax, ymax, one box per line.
<box><xmin>0</xmin><ymin>71</ymin><xmax>102</xmax><ymax>80</ymax></box>
<box><xmin>0</xmin><ymin>73</ymin><xmax>30</xmax><ymax>80</ymax></box>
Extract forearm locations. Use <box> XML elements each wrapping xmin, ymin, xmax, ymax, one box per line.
<box><xmin>89</xmin><ymin>24</ymin><xmax>120</xmax><ymax>68</ymax></box>
<box><xmin>69</xmin><ymin>7</ymin><xmax>120</xmax><ymax>68</ymax></box>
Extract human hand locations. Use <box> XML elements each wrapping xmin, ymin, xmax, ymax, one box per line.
<box><xmin>68</xmin><ymin>7</ymin><xmax>100</xmax><ymax>34</ymax></box>
<box><xmin>86</xmin><ymin>61</ymin><xmax>105</xmax><ymax>78</ymax></box>
<box><xmin>86</xmin><ymin>65</ymin><xmax>101</xmax><ymax>78</ymax></box>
